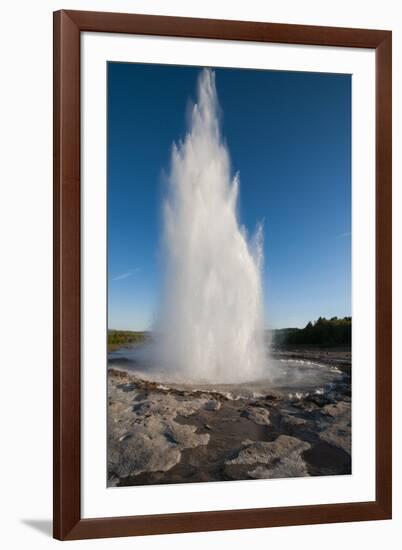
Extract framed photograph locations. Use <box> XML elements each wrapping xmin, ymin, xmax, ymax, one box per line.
<box><xmin>53</xmin><ymin>10</ymin><xmax>392</xmax><ymax>540</ymax></box>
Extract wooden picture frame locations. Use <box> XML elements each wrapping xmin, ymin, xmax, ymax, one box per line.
<box><xmin>53</xmin><ymin>10</ymin><xmax>392</xmax><ymax>540</ymax></box>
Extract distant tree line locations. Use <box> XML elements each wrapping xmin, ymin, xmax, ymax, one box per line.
<box><xmin>108</xmin><ymin>330</ymin><xmax>147</xmax><ymax>350</ymax></box>
<box><xmin>273</xmin><ymin>317</ymin><xmax>351</xmax><ymax>347</ymax></box>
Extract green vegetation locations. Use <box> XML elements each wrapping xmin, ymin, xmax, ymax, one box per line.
<box><xmin>109</xmin><ymin>317</ymin><xmax>351</xmax><ymax>352</ymax></box>
<box><xmin>108</xmin><ymin>330</ymin><xmax>148</xmax><ymax>351</ymax></box>
<box><xmin>272</xmin><ymin>317</ymin><xmax>351</xmax><ymax>348</ymax></box>
<box><xmin>270</xmin><ymin>328</ymin><xmax>299</xmax><ymax>345</ymax></box>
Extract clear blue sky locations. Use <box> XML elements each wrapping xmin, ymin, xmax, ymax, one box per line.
<box><xmin>108</xmin><ymin>62</ymin><xmax>351</xmax><ymax>330</ymax></box>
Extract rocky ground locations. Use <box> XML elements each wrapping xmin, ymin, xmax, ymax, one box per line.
<box><xmin>108</xmin><ymin>348</ymin><xmax>351</xmax><ymax>487</ymax></box>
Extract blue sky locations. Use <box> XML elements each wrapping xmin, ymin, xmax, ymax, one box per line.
<box><xmin>108</xmin><ymin>63</ymin><xmax>351</xmax><ymax>330</ymax></box>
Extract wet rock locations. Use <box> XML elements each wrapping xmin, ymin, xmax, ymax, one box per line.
<box><xmin>164</xmin><ymin>431</ymin><xmax>179</xmax><ymax>445</ymax></box>
<box><xmin>264</xmin><ymin>394</ymin><xmax>278</xmax><ymax>401</ymax></box>
<box><xmin>108</xmin><ymin>354</ymin><xmax>351</xmax><ymax>485</ymax></box>
<box><xmin>225</xmin><ymin>435</ymin><xmax>310</xmax><ymax>479</ymax></box>
<box><xmin>279</xmin><ymin>413</ymin><xmax>308</xmax><ymax>436</ymax></box>
<box><xmin>109</xmin><ymin>430</ymin><xmax>182</xmax><ymax>478</ymax></box>
<box><xmin>305</xmin><ymin>394</ymin><xmax>335</xmax><ymax>407</ymax></box>
<box><xmin>107</xmin><ymin>475</ymin><xmax>120</xmax><ymax>487</ymax></box>
<box><xmin>117</xmin><ymin>382</ymin><xmax>136</xmax><ymax>393</ymax></box>
<box><xmin>303</xmin><ymin>440</ymin><xmax>351</xmax><ymax>475</ymax></box>
<box><xmin>108</xmin><ymin>374</ymin><xmax>210</xmax><ymax>481</ymax></box>
<box><xmin>290</xmin><ymin>399</ymin><xmax>317</xmax><ymax>412</ymax></box>
<box><xmin>119</xmin><ymin>433</ymin><xmax>133</xmax><ymax>442</ymax></box>
<box><xmin>319</xmin><ymin>401</ymin><xmax>351</xmax><ymax>454</ymax></box>
<box><xmin>204</xmin><ymin>399</ymin><xmax>221</xmax><ymax>411</ymax></box>
<box><xmin>241</xmin><ymin>406</ymin><xmax>271</xmax><ymax>425</ymax></box>
<box><xmin>134</xmin><ymin>392</ymin><xmax>148</xmax><ymax>401</ymax></box>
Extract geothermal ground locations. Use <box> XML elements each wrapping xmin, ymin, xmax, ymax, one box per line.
<box><xmin>107</xmin><ymin>347</ymin><xmax>351</xmax><ymax>486</ymax></box>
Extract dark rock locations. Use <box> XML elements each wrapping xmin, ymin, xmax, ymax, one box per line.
<box><xmin>117</xmin><ymin>383</ymin><xmax>136</xmax><ymax>393</ymax></box>
<box><xmin>305</xmin><ymin>394</ymin><xmax>335</xmax><ymax>407</ymax></box>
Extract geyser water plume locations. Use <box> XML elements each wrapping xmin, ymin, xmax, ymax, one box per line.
<box><xmin>158</xmin><ymin>69</ymin><xmax>266</xmax><ymax>383</ymax></box>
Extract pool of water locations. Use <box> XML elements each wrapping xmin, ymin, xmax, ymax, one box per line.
<box><xmin>108</xmin><ymin>344</ymin><xmax>343</xmax><ymax>398</ymax></box>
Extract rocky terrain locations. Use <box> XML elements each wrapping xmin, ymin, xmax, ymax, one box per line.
<box><xmin>108</xmin><ymin>348</ymin><xmax>351</xmax><ymax>486</ymax></box>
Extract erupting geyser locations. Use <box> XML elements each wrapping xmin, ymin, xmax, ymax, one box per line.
<box><xmin>158</xmin><ymin>69</ymin><xmax>266</xmax><ymax>383</ymax></box>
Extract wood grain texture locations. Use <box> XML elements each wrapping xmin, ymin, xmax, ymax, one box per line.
<box><xmin>53</xmin><ymin>10</ymin><xmax>81</xmax><ymax>541</ymax></box>
<box><xmin>375</xmin><ymin>33</ymin><xmax>392</xmax><ymax>518</ymax></box>
<box><xmin>66</xmin><ymin>10</ymin><xmax>389</xmax><ymax>48</ymax></box>
<box><xmin>53</xmin><ymin>10</ymin><xmax>392</xmax><ymax>540</ymax></box>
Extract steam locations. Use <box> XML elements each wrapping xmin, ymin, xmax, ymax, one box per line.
<box><xmin>157</xmin><ymin>69</ymin><xmax>266</xmax><ymax>383</ymax></box>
